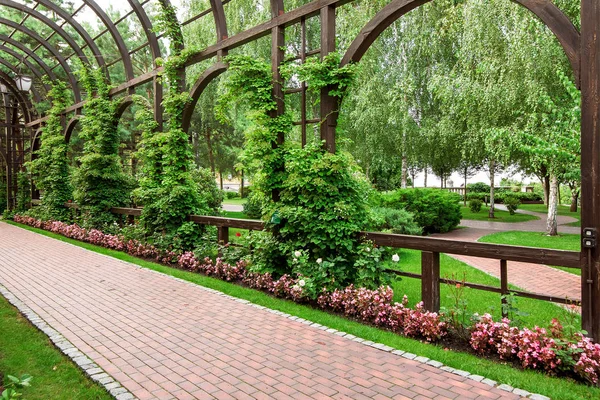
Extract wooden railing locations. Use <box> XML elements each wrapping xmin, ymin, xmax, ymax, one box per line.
<box><xmin>109</xmin><ymin>207</ymin><xmax>583</xmax><ymax>317</ymax></box>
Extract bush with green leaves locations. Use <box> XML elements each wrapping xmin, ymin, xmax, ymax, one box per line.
<box><xmin>469</xmin><ymin>199</ymin><xmax>483</xmax><ymax>213</ymax></box>
<box><xmin>467</xmin><ymin>182</ymin><xmax>490</xmax><ymax>193</ymax></box>
<box><xmin>242</xmin><ymin>192</ymin><xmax>264</xmax><ymax>219</ymax></box>
<box><xmin>0</xmin><ymin>180</ymin><xmax>6</xmax><ymax>212</ymax></box>
<box><xmin>27</xmin><ymin>80</ymin><xmax>73</xmax><ymax>222</ymax></box>
<box><xmin>15</xmin><ymin>171</ymin><xmax>31</xmax><ymax>213</ymax></box>
<box><xmin>503</xmin><ymin>195</ymin><xmax>521</xmax><ymax>215</ymax></box>
<box><xmin>72</xmin><ymin>66</ymin><xmax>135</xmax><ymax>228</ymax></box>
<box><xmin>224</xmin><ymin>191</ymin><xmax>240</xmax><ymax>200</ymax></box>
<box><xmin>381</xmin><ymin>188</ymin><xmax>461</xmax><ymax>234</ymax></box>
<box><xmin>191</xmin><ymin>167</ymin><xmax>222</xmax><ymax>214</ymax></box>
<box><xmin>370</xmin><ymin>207</ymin><xmax>422</xmax><ymax>235</ymax></box>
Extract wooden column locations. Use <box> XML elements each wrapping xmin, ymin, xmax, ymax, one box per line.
<box><xmin>500</xmin><ymin>259</ymin><xmax>508</xmax><ymax>318</ymax></box>
<box><xmin>421</xmin><ymin>251</ymin><xmax>440</xmax><ymax>312</ymax></box>
<box><xmin>270</xmin><ymin>0</ymin><xmax>285</xmax><ymax>202</ymax></box>
<box><xmin>580</xmin><ymin>0</ymin><xmax>600</xmax><ymax>342</ymax></box>
<box><xmin>320</xmin><ymin>5</ymin><xmax>337</xmax><ymax>153</ymax></box>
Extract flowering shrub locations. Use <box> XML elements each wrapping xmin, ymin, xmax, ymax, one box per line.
<box><xmin>12</xmin><ymin>214</ymin><xmax>600</xmax><ymax>385</ymax></box>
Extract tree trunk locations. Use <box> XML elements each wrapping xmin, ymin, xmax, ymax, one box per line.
<box><xmin>543</xmin><ymin>174</ymin><xmax>550</xmax><ymax>206</ymax></box>
<box><xmin>570</xmin><ymin>186</ymin><xmax>579</xmax><ymax>212</ymax></box>
<box><xmin>401</xmin><ymin>155</ymin><xmax>407</xmax><ymax>189</ymax></box>
<box><xmin>240</xmin><ymin>170</ymin><xmax>245</xmax><ymax>198</ymax></box>
<box><xmin>464</xmin><ymin>169</ymin><xmax>468</xmax><ymax>206</ymax></box>
<box><xmin>219</xmin><ymin>170</ymin><xmax>223</xmax><ymax>190</ymax></box>
<box><xmin>488</xmin><ymin>160</ymin><xmax>495</xmax><ymax>219</ymax></box>
<box><xmin>205</xmin><ymin>130</ymin><xmax>216</xmax><ymax>174</ymax></box>
<box><xmin>424</xmin><ymin>168</ymin><xmax>428</xmax><ymax>187</ymax></box>
<box><xmin>547</xmin><ymin>174</ymin><xmax>559</xmax><ymax>236</ymax></box>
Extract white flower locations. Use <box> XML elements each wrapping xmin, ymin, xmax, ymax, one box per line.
<box><xmin>294</xmin><ymin>250</ymin><xmax>302</xmax><ymax>258</ymax></box>
<box><xmin>316</xmin><ymin>258</ymin><xmax>323</xmax><ymax>264</ymax></box>
<box><xmin>293</xmin><ymin>258</ymin><xmax>298</xmax><ymax>263</ymax></box>
<box><xmin>298</xmin><ymin>279</ymin><xmax>306</xmax><ymax>287</ymax></box>
<box><xmin>365</xmin><ymin>247</ymin><xmax>371</xmax><ymax>252</ymax></box>
<box><xmin>392</xmin><ymin>254</ymin><xmax>400</xmax><ymax>263</ymax></box>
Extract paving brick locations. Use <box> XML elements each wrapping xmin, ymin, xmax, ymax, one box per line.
<box><xmin>0</xmin><ymin>222</ymin><xmax>524</xmax><ymax>400</ymax></box>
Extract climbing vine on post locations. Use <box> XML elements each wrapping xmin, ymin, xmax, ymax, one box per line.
<box><xmin>132</xmin><ymin>1</ymin><xmax>211</xmax><ymax>250</ymax></box>
<box><xmin>73</xmin><ymin>66</ymin><xmax>134</xmax><ymax>228</ymax></box>
<box><xmin>27</xmin><ymin>80</ymin><xmax>72</xmax><ymax>222</ymax></box>
<box><xmin>217</xmin><ymin>54</ymin><xmax>387</xmax><ymax>295</ymax></box>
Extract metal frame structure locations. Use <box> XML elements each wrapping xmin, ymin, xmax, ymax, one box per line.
<box><xmin>0</xmin><ymin>0</ymin><xmax>599</xmax><ymax>340</ymax></box>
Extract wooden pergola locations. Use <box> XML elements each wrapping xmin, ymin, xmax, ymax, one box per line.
<box><xmin>1</xmin><ymin>0</ymin><xmax>598</xmax><ymax>340</ymax></box>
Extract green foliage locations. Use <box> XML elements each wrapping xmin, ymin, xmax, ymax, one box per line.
<box><xmin>370</xmin><ymin>207</ymin><xmax>422</xmax><ymax>235</ymax></box>
<box><xmin>27</xmin><ymin>80</ymin><xmax>73</xmax><ymax>221</ymax></box>
<box><xmin>0</xmin><ymin>180</ymin><xmax>6</xmax><ymax>212</ymax></box>
<box><xmin>469</xmin><ymin>199</ymin><xmax>483</xmax><ymax>213</ymax></box>
<box><xmin>1</xmin><ymin>374</ymin><xmax>32</xmax><ymax>400</ymax></box>
<box><xmin>242</xmin><ymin>192</ymin><xmax>264</xmax><ymax>219</ymax></box>
<box><xmin>131</xmin><ymin>3</ymin><xmax>211</xmax><ymax>250</ymax></box>
<box><xmin>503</xmin><ymin>195</ymin><xmax>520</xmax><ymax>215</ymax></box>
<box><xmin>72</xmin><ymin>66</ymin><xmax>134</xmax><ymax>228</ymax></box>
<box><xmin>15</xmin><ymin>171</ymin><xmax>31</xmax><ymax>213</ymax></box>
<box><xmin>467</xmin><ymin>182</ymin><xmax>490</xmax><ymax>193</ymax></box>
<box><xmin>190</xmin><ymin>168</ymin><xmax>222</xmax><ymax>214</ymax></box>
<box><xmin>381</xmin><ymin>189</ymin><xmax>461</xmax><ymax>234</ymax></box>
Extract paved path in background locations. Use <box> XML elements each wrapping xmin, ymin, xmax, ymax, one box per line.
<box><xmin>222</xmin><ymin>203</ymin><xmax>243</xmax><ymax>212</ymax></box>
<box><xmin>0</xmin><ymin>222</ymin><xmax>520</xmax><ymax>400</ymax></box>
<box><xmin>435</xmin><ymin>207</ymin><xmax>581</xmax><ymax>301</ymax></box>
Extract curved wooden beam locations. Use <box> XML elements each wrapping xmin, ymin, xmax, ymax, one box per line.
<box><xmin>181</xmin><ymin>62</ymin><xmax>228</xmax><ymax>133</ymax></box>
<box><xmin>342</xmin><ymin>0</ymin><xmax>580</xmax><ymax>84</ymax></box>
<box><xmin>0</xmin><ymin>57</ymin><xmax>43</xmax><ymax>102</ymax></box>
<box><xmin>0</xmin><ymin>17</ymin><xmax>82</xmax><ymax>103</ymax></box>
<box><xmin>82</xmin><ymin>0</ymin><xmax>135</xmax><ymax>82</ymax></box>
<box><xmin>0</xmin><ymin>39</ymin><xmax>55</xmax><ymax>84</ymax></box>
<box><xmin>0</xmin><ymin>70</ymin><xmax>31</xmax><ymax>123</ymax></box>
<box><xmin>64</xmin><ymin>115</ymin><xmax>81</xmax><ymax>143</ymax></box>
<box><xmin>0</xmin><ymin>0</ymin><xmax>93</xmax><ymax>70</ymax></box>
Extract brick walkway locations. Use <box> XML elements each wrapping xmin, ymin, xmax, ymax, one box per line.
<box><xmin>0</xmin><ymin>222</ymin><xmax>522</xmax><ymax>399</ymax></box>
<box><xmin>436</xmin><ymin>206</ymin><xmax>581</xmax><ymax>301</ymax></box>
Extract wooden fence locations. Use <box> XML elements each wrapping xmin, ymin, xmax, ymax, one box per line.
<box><xmin>110</xmin><ymin>207</ymin><xmax>582</xmax><ymax>318</ymax></box>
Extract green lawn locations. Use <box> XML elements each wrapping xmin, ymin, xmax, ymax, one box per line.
<box><xmin>520</xmin><ymin>203</ymin><xmax>581</xmax><ymax>227</ymax></box>
<box><xmin>460</xmin><ymin>205</ymin><xmax>539</xmax><ymax>223</ymax></box>
<box><xmin>478</xmin><ymin>230</ymin><xmax>581</xmax><ymax>275</ymax></box>
<box><xmin>0</xmin><ymin>295</ymin><xmax>111</xmax><ymax>400</ymax></box>
<box><xmin>222</xmin><ymin>198</ymin><xmax>247</xmax><ymax>206</ymax></box>
<box><xmin>5</xmin><ymin>221</ymin><xmax>598</xmax><ymax>399</ymax></box>
<box><xmin>219</xmin><ymin>211</ymin><xmax>253</xmax><ymax>242</ymax></box>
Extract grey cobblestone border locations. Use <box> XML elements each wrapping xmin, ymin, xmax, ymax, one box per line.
<box><xmin>2</xmin><ymin>223</ymin><xmax>552</xmax><ymax>400</ymax></box>
<box><xmin>0</xmin><ymin>284</ymin><xmax>136</xmax><ymax>400</ymax></box>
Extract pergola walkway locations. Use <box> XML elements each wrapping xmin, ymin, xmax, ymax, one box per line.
<box><xmin>0</xmin><ymin>222</ymin><xmax>522</xmax><ymax>400</ymax></box>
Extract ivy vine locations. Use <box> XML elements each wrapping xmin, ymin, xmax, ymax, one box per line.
<box><xmin>27</xmin><ymin>79</ymin><xmax>73</xmax><ymax>221</ymax></box>
<box><xmin>73</xmin><ymin>66</ymin><xmax>134</xmax><ymax>228</ymax></box>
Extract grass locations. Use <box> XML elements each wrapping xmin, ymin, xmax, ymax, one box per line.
<box><xmin>222</xmin><ymin>198</ymin><xmax>247</xmax><ymax>206</ymax></box>
<box><xmin>520</xmin><ymin>203</ymin><xmax>581</xmax><ymax>227</ymax></box>
<box><xmin>0</xmin><ymin>293</ymin><xmax>111</xmax><ymax>399</ymax></box>
<box><xmin>460</xmin><ymin>205</ymin><xmax>539</xmax><ymax>223</ymax></box>
<box><xmin>4</xmin><ymin>221</ymin><xmax>599</xmax><ymax>399</ymax></box>
<box><xmin>478</xmin><ymin>230</ymin><xmax>582</xmax><ymax>275</ymax></box>
<box><xmin>219</xmin><ymin>211</ymin><xmax>253</xmax><ymax>242</ymax></box>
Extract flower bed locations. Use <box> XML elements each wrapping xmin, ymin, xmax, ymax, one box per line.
<box><xmin>11</xmin><ymin>215</ymin><xmax>600</xmax><ymax>385</ymax></box>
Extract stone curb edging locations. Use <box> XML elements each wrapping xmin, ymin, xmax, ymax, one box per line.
<box><xmin>2</xmin><ymin>223</ymin><xmax>552</xmax><ymax>400</ymax></box>
<box><xmin>0</xmin><ymin>284</ymin><xmax>136</xmax><ymax>400</ymax></box>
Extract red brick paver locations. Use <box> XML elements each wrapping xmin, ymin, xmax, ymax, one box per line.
<box><xmin>0</xmin><ymin>222</ymin><xmax>521</xmax><ymax>399</ymax></box>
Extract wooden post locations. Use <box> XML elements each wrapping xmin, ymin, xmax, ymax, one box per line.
<box><xmin>270</xmin><ymin>0</ymin><xmax>285</xmax><ymax>202</ymax></box>
<box><xmin>320</xmin><ymin>5</ymin><xmax>337</xmax><ymax>153</ymax></box>
<box><xmin>580</xmin><ymin>0</ymin><xmax>600</xmax><ymax>342</ymax></box>
<box><xmin>421</xmin><ymin>251</ymin><xmax>440</xmax><ymax>312</ymax></box>
<box><xmin>218</xmin><ymin>226</ymin><xmax>229</xmax><ymax>246</ymax></box>
<box><xmin>500</xmin><ymin>259</ymin><xmax>508</xmax><ymax>318</ymax></box>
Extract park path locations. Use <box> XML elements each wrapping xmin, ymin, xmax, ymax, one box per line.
<box><xmin>0</xmin><ymin>222</ymin><xmax>521</xmax><ymax>400</ymax></box>
<box><xmin>435</xmin><ymin>207</ymin><xmax>581</xmax><ymax>302</ymax></box>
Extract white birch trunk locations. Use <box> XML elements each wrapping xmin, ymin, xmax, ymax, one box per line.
<box><xmin>488</xmin><ymin>160</ymin><xmax>495</xmax><ymax>218</ymax></box>
<box><xmin>547</xmin><ymin>174</ymin><xmax>559</xmax><ymax>236</ymax></box>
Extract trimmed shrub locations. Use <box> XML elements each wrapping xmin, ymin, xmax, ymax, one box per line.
<box><xmin>467</xmin><ymin>182</ymin><xmax>490</xmax><ymax>193</ymax></box>
<box><xmin>191</xmin><ymin>168</ymin><xmax>223</xmax><ymax>214</ymax></box>
<box><xmin>380</xmin><ymin>189</ymin><xmax>461</xmax><ymax>234</ymax></box>
<box><xmin>504</xmin><ymin>195</ymin><xmax>520</xmax><ymax>215</ymax></box>
<box><xmin>370</xmin><ymin>207</ymin><xmax>422</xmax><ymax>235</ymax></box>
<box><xmin>225</xmin><ymin>191</ymin><xmax>240</xmax><ymax>200</ymax></box>
<box><xmin>243</xmin><ymin>192</ymin><xmax>264</xmax><ymax>219</ymax></box>
<box><xmin>469</xmin><ymin>199</ymin><xmax>483</xmax><ymax>213</ymax></box>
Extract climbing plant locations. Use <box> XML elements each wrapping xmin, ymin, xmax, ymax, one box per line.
<box><xmin>15</xmin><ymin>171</ymin><xmax>31</xmax><ymax>213</ymax></box>
<box><xmin>72</xmin><ymin>66</ymin><xmax>134</xmax><ymax>228</ymax></box>
<box><xmin>217</xmin><ymin>54</ymin><xmax>387</xmax><ymax>294</ymax></box>
<box><xmin>132</xmin><ymin>2</ymin><xmax>213</xmax><ymax>250</ymax></box>
<box><xmin>27</xmin><ymin>79</ymin><xmax>73</xmax><ymax>221</ymax></box>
